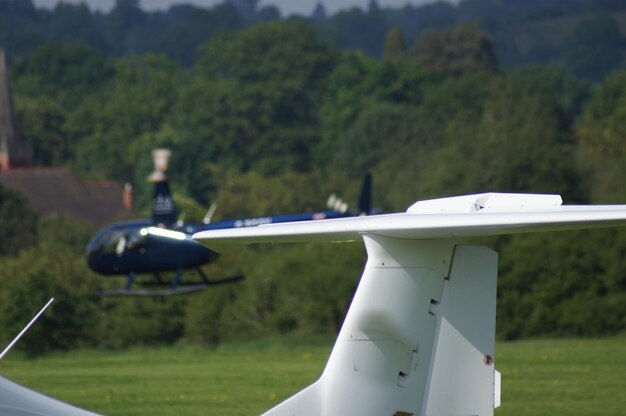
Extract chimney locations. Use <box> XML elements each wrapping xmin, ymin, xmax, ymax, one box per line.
<box><xmin>123</xmin><ymin>182</ymin><xmax>133</xmax><ymax>211</ymax></box>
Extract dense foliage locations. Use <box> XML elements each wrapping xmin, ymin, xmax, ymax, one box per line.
<box><xmin>2</xmin><ymin>0</ymin><xmax>626</xmax><ymax>79</ymax></box>
<box><xmin>0</xmin><ymin>185</ymin><xmax>37</xmax><ymax>256</ymax></box>
<box><xmin>0</xmin><ymin>4</ymin><xmax>624</xmax><ymax>354</ymax></box>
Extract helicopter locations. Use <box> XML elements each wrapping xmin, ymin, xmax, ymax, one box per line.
<box><xmin>85</xmin><ymin>149</ymin><xmax>374</xmax><ymax>296</ymax></box>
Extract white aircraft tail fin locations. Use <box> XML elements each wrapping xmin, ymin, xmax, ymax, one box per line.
<box><xmin>192</xmin><ymin>192</ymin><xmax>626</xmax><ymax>416</ymax></box>
<box><xmin>264</xmin><ymin>237</ymin><xmax>458</xmax><ymax>415</ymax></box>
<box><xmin>262</xmin><ymin>241</ymin><xmax>502</xmax><ymax>416</ymax></box>
<box><xmin>261</xmin><ymin>382</ymin><xmax>321</xmax><ymax>416</ymax></box>
<box><xmin>424</xmin><ymin>246</ymin><xmax>499</xmax><ymax>416</ymax></box>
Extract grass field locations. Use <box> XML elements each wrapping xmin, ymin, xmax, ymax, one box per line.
<box><xmin>0</xmin><ymin>336</ymin><xmax>624</xmax><ymax>415</ymax></box>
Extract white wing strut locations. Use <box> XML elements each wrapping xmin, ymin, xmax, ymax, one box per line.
<box><xmin>0</xmin><ymin>298</ymin><xmax>105</xmax><ymax>416</ymax></box>
<box><xmin>194</xmin><ymin>193</ymin><xmax>626</xmax><ymax>416</ymax></box>
<box><xmin>0</xmin><ymin>298</ymin><xmax>54</xmax><ymax>361</ymax></box>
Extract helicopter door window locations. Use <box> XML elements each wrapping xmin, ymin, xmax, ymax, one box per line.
<box><xmin>104</xmin><ymin>230</ymin><xmax>126</xmax><ymax>254</ymax></box>
<box><xmin>127</xmin><ymin>230</ymin><xmax>147</xmax><ymax>250</ymax></box>
<box><xmin>115</xmin><ymin>236</ymin><xmax>127</xmax><ymax>256</ymax></box>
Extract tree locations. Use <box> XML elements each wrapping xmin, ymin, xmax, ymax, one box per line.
<box><xmin>563</xmin><ymin>15</ymin><xmax>626</xmax><ymax>81</ymax></box>
<box><xmin>179</xmin><ymin>22</ymin><xmax>337</xmax><ymax>175</ymax></box>
<box><xmin>576</xmin><ymin>72</ymin><xmax>626</xmax><ymax>203</ymax></box>
<box><xmin>415</xmin><ymin>22</ymin><xmax>498</xmax><ymax>76</ymax></box>
<box><xmin>318</xmin><ymin>53</ymin><xmax>434</xmax><ymax>170</ymax></box>
<box><xmin>196</xmin><ymin>21</ymin><xmax>335</xmax><ymax>86</ymax></box>
<box><xmin>384</xmin><ymin>27</ymin><xmax>407</xmax><ymax>60</ymax></box>
<box><xmin>331</xmin><ymin>103</ymin><xmax>423</xmax><ymax>175</ymax></box>
<box><xmin>184</xmin><ymin>242</ymin><xmax>364</xmax><ymax>345</ymax></box>
<box><xmin>316</xmin><ymin>3</ymin><xmax>389</xmax><ymax>57</ymax></box>
<box><xmin>14</xmin><ymin>96</ymin><xmax>67</xmax><ymax>166</ymax></box>
<box><xmin>70</xmin><ymin>54</ymin><xmax>181</xmax><ymax>182</ymax></box>
<box><xmin>497</xmin><ymin>229</ymin><xmax>626</xmax><ymax>339</ymax></box>
<box><xmin>0</xmin><ymin>185</ymin><xmax>37</xmax><ymax>257</ymax></box>
<box><xmin>0</xmin><ymin>268</ymin><xmax>96</xmax><ymax>355</ymax></box>
<box><xmin>589</xmin><ymin>0</ymin><xmax>626</xmax><ymax>13</ymax></box>
<box><xmin>229</xmin><ymin>0</ymin><xmax>259</xmax><ymax>20</ymax></box>
<box><xmin>123</xmin><ymin>4</ymin><xmax>245</xmax><ymax>66</ymax></box>
<box><xmin>206</xmin><ymin>169</ymin><xmax>347</xmax><ymax>219</ymax></box>
<box><xmin>0</xmin><ymin>229</ymin><xmax>100</xmax><ymax>355</ymax></box>
<box><xmin>470</xmin><ymin>73</ymin><xmax>582</xmax><ymax>199</ymax></box>
<box><xmin>48</xmin><ymin>2</ymin><xmax>105</xmax><ymax>50</ymax></box>
<box><xmin>10</xmin><ymin>44</ymin><xmax>114</xmax><ymax>108</ymax></box>
<box><xmin>311</xmin><ymin>2</ymin><xmax>327</xmax><ymax>21</ymax></box>
<box><xmin>104</xmin><ymin>0</ymin><xmax>146</xmax><ymax>54</ymax></box>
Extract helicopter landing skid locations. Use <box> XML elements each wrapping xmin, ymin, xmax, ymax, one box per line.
<box><xmin>96</xmin><ymin>272</ymin><xmax>245</xmax><ymax>297</ymax></box>
<box><xmin>97</xmin><ymin>284</ymin><xmax>210</xmax><ymax>297</ymax></box>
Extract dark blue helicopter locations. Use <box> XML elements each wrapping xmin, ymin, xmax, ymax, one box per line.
<box><xmin>86</xmin><ymin>149</ymin><xmax>373</xmax><ymax>296</ymax></box>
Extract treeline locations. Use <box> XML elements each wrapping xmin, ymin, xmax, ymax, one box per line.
<box><xmin>0</xmin><ymin>19</ymin><xmax>624</xmax><ymax>354</ymax></box>
<box><xmin>2</xmin><ymin>0</ymin><xmax>626</xmax><ymax>79</ymax></box>
<box><xmin>0</xmin><ymin>0</ymin><xmax>275</xmax><ymax>65</ymax></box>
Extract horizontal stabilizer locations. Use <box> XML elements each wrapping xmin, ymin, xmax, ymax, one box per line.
<box><xmin>193</xmin><ymin>193</ymin><xmax>626</xmax><ymax>249</ymax></box>
<box><xmin>0</xmin><ymin>376</ymin><xmax>102</xmax><ymax>416</ymax></box>
<box><xmin>407</xmin><ymin>192</ymin><xmax>563</xmax><ymax>214</ymax></box>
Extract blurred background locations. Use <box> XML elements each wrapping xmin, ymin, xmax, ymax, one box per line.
<box><xmin>0</xmin><ymin>0</ymin><xmax>625</xmax><ymax>355</ymax></box>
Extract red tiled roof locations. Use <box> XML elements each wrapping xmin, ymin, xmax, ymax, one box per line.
<box><xmin>0</xmin><ymin>167</ymin><xmax>129</xmax><ymax>225</ymax></box>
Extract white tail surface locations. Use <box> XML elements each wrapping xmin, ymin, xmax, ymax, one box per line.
<box><xmin>262</xmin><ymin>241</ymin><xmax>500</xmax><ymax>416</ymax></box>
<box><xmin>193</xmin><ymin>193</ymin><xmax>626</xmax><ymax>416</ymax></box>
<box><xmin>424</xmin><ymin>246</ymin><xmax>498</xmax><ymax>416</ymax></box>
<box><xmin>264</xmin><ymin>237</ymin><xmax>456</xmax><ymax>415</ymax></box>
<box><xmin>0</xmin><ymin>376</ymin><xmax>103</xmax><ymax>416</ymax></box>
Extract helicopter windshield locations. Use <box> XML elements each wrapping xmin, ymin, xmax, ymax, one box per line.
<box><xmin>86</xmin><ymin>222</ymin><xmax>149</xmax><ymax>258</ymax></box>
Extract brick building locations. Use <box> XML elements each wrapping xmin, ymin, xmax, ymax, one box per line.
<box><xmin>0</xmin><ymin>49</ymin><xmax>131</xmax><ymax>225</ymax></box>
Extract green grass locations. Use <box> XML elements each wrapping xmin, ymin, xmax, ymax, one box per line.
<box><xmin>0</xmin><ymin>337</ymin><xmax>624</xmax><ymax>415</ymax></box>
<box><xmin>495</xmin><ymin>337</ymin><xmax>626</xmax><ymax>416</ymax></box>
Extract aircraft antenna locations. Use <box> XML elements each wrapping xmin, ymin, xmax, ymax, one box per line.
<box><xmin>203</xmin><ymin>202</ymin><xmax>218</xmax><ymax>224</ymax></box>
<box><xmin>176</xmin><ymin>211</ymin><xmax>185</xmax><ymax>227</ymax></box>
<box><xmin>0</xmin><ymin>298</ymin><xmax>54</xmax><ymax>361</ymax></box>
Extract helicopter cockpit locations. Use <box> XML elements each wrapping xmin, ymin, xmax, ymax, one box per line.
<box><xmin>85</xmin><ymin>220</ymin><xmax>151</xmax><ymax>261</ymax></box>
